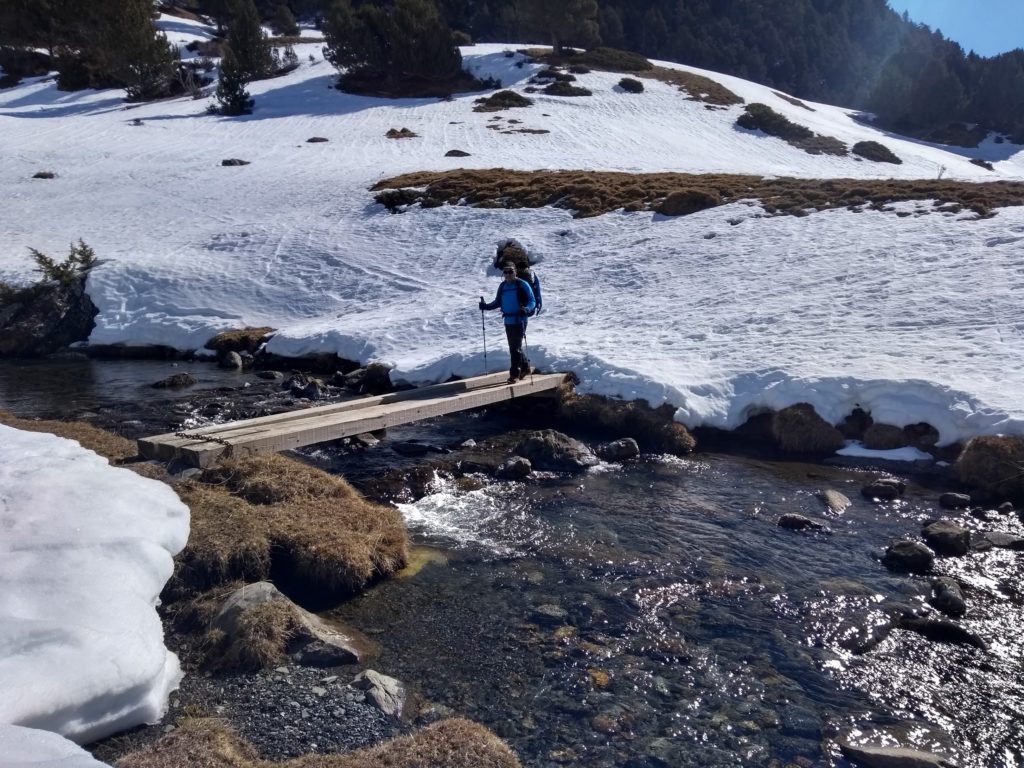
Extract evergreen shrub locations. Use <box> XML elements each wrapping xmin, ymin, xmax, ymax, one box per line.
<box><xmin>543</xmin><ymin>81</ymin><xmax>591</xmax><ymax>97</ymax></box>
<box><xmin>737</xmin><ymin>103</ymin><xmax>813</xmax><ymax>141</ymax></box>
<box><xmin>619</xmin><ymin>77</ymin><xmax>643</xmax><ymax>93</ymax></box>
<box><xmin>473</xmin><ymin>90</ymin><xmax>532</xmax><ymax>111</ymax></box>
<box><xmin>852</xmin><ymin>140</ymin><xmax>902</xmax><ymax>164</ymax></box>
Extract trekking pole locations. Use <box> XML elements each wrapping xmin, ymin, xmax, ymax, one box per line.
<box><xmin>524</xmin><ymin>329</ymin><xmax>534</xmax><ymax>383</ymax></box>
<box><xmin>480</xmin><ymin>298</ymin><xmax>488</xmax><ymax>374</ymax></box>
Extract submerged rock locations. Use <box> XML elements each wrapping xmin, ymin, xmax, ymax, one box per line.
<box><xmin>882</xmin><ymin>540</ymin><xmax>934</xmax><ymax>574</ymax></box>
<box><xmin>838</xmin><ymin>741</ymin><xmax>958</xmax><ymax>768</ymax></box>
<box><xmin>514</xmin><ymin>429</ymin><xmax>598</xmax><ymax>472</ymax></box>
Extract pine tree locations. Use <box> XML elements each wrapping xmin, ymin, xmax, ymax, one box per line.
<box><xmin>227</xmin><ymin>0</ymin><xmax>274</xmax><ymax>81</ymax></box>
<box><xmin>324</xmin><ymin>0</ymin><xmax>463</xmax><ymax>86</ymax></box>
<box><xmin>272</xmin><ymin>4</ymin><xmax>299</xmax><ymax>36</ymax></box>
<box><xmin>215</xmin><ymin>43</ymin><xmax>254</xmax><ymax>114</ymax></box>
<box><xmin>514</xmin><ymin>0</ymin><xmax>599</xmax><ymax>55</ymax></box>
<box><xmin>119</xmin><ymin>0</ymin><xmax>179</xmax><ymax>101</ymax></box>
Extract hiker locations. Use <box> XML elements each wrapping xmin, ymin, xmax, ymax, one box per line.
<box><xmin>479</xmin><ymin>262</ymin><xmax>536</xmax><ymax>383</ymax></box>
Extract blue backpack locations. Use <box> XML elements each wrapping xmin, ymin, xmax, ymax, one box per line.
<box><xmin>516</xmin><ymin>271</ymin><xmax>543</xmax><ymax>316</ymax></box>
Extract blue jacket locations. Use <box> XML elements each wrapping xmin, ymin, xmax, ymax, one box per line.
<box><xmin>481</xmin><ymin>278</ymin><xmax>535</xmax><ymax>326</ymax></box>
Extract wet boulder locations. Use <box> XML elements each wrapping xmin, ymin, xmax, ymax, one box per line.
<box><xmin>861</xmin><ymin>477</ymin><xmax>906</xmax><ymax>501</ymax></box>
<box><xmin>818</xmin><ymin>489</ymin><xmax>851</xmax><ymax>513</ymax></box>
<box><xmin>152</xmin><ymin>372</ymin><xmax>197</xmax><ymax>389</ymax></box>
<box><xmin>596</xmin><ymin>437</ymin><xmax>640</xmax><ymax>462</ymax></box>
<box><xmin>777</xmin><ymin>513</ymin><xmax>826</xmax><ymax>532</ymax></box>
<box><xmin>921</xmin><ymin>519</ymin><xmax>970</xmax><ymax>556</ymax></box>
<box><xmin>938</xmin><ymin>492</ymin><xmax>971</xmax><ymax>509</ymax></box>
<box><xmin>770</xmin><ymin>403</ymin><xmax>845</xmax><ymax>454</ymax></box>
<box><xmin>496</xmin><ymin>456</ymin><xmax>532</xmax><ymax>480</ymax></box>
<box><xmin>929</xmin><ymin>576</ymin><xmax>966</xmax><ymax>617</ymax></box>
<box><xmin>897</xmin><ymin>615</ymin><xmax>987</xmax><ymax>650</ymax></box>
<box><xmin>881</xmin><ymin>540</ymin><xmax>934</xmax><ymax>574</ymax></box>
<box><xmin>341</xmin><ymin>362</ymin><xmax>393</xmax><ymax>395</ymax></box>
<box><xmin>0</xmin><ymin>273</ymin><xmax>98</xmax><ymax>357</ymax></box>
<box><xmin>838</xmin><ymin>742</ymin><xmax>958</xmax><ymax>768</ymax></box>
<box><xmin>514</xmin><ymin>429</ymin><xmax>598</xmax><ymax>472</ymax></box>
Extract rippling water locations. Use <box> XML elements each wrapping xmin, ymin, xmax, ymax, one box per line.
<box><xmin>2</xmin><ymin>358</ymin><xmax>1022</xmax><ymax>767</ymax></box>
<box><xmin>328</xmin><ymin>450</ymin><xmax>1024</xmax><ymax>768</ymax></box>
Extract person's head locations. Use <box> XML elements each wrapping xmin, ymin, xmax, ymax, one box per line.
<box><xmin>501</xmin><ymin>263</ymin><xmax>517</xmax><ymax>281</ymax></box>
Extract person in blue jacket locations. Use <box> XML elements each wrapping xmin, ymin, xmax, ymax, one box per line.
<box><xmin>479</xmin><ymin>262</ymin><xmax>536</xmax><ymax>383</ymax></box>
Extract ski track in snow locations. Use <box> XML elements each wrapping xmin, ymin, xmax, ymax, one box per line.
<box><xmin>2</xmin><ymin>22</ymin><xmax>1023</xmax><ymax>444</ymax></box>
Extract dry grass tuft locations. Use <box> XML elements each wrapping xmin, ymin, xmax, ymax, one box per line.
<box><xmin>215</xmin><ymin>599</ymin><xmax>299</xmax><ymax>671</ymax></box>
<box><xmin>955</xmin><ymin>436</ymin><xmax>1024</xmax><ymax>502</ymax></box>
<box><xmin>771</xmin><ymin>403</ymin><xmax>845</xmax><ymax>454</ymax></box>
<box><xmin>640</xmin><ymin>66</ymin><xmax>743</xmax><ymax>106</ymax></box>
<box><xmin>117</xmin><ymin>717</ymin><xmax>522</xmax><ymax>768</ymax></box>
<box><xmin>290</xmin><ymin>717</ymin><xmax>523</xmax><ymax>768</ymax></box>
<box><xmin>0</xmin><ymin>410</ymin><xmax>138</xmax><ymax>462</ymax></box>
<box><xmin>371</xmin><ymin>168</ymin><xmax>1024</xmax><ymax>220</ymax></box>
<box><xmin>184</xmin><ymin>453</ymin><xmax>409</xmax><ymax>595</ymax></box>
<box><xmin>175</xmin><ymin>483</ymin><xmax>272</xmax><ymax>591</ymax></box>
<box><xmin>204</xmin><ymin>328</ymin><xmax>275</xmax><ymax>354</ymax></box>
<box><xmin>115</xmin><ymin>717</ymin><xmax>259</xmax><ymax>768</ymax></box>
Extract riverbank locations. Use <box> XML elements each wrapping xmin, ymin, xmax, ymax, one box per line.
<box><xmin>4</xmin><ymin>356</ymin><xmax>1024</xmax><ymax>768</ymax></box>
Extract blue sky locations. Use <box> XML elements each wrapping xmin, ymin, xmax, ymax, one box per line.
<box><xmin>887</xmin><ymin>0</ymin><xmax>1023</xmax><ymax>56</ymax></box>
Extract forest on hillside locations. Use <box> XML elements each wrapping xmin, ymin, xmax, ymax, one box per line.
<box><xmin>2</xmin><ymin>0</ymin><xmax>1023</xmax><ymax>142</ymax></box>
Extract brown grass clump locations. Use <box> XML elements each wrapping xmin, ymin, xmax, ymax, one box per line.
<box><xmin>204</xmin><ymin>327</ymin><xmax>275</xmax><ymax>354</ymax></box>
<box><xmin>657</xmin><ymin>188</ymin><xmax>720</xmax><ymax>216</ymax></box>
<box><xmin>386</xmin><ymin>128</ymin><xmax>418</xmax><ymax>139</ymax></box>
<box><xmin>174</xmin><ymin>483</ymin><xmax>272</xmax><ymax>590</ymax></box>
<box><xmin>192</xmin><ymin>453</ymin><xmax>409</xmax><ymax>595</ymax></box>
<box><xmin>214</xmin><ymin>599</ymin><xmax>298</xmax><ymax>671</ymax></box>
<box><xmin>371</xmin><ymin>168</ymin><xmax>1024</xmax><ymax>220</ymax></box>
<box><xmin>115</xmin><ymin>717</ymin><xmax>259</xmax><ymax>768</ymax></box>
<box><xmin>771</xmin><ymin>403</ymin><xmax>845</xmax><ymax>455</ymax></box>
<box><xmin>955</xmin><ymin>436</ymin><xmax>1024</xmax><ymax>502</ymax></box>
<box><xmin>0</xmin><ymin>410</ymin><xmax>138</xmax><ymax>462</ymax></box>
<box><xmin>772</xmin><ymin>91</ymin><xmax>813</xmax><ymax>110</ymax></box>
<box><xmin>639</xmin><ymin>66</ymin><xmax>743</xmax><ymax>106</ymax></box>
<box><xmin>116</xmin><ymin>717</ymin><xmax>522</xmax><ymax>768</ymax></box>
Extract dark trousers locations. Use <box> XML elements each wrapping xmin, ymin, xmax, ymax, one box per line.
<box><xmin>504</xmin><ymin>323</ymin><xmax>529</xmax><ymax>377</ymax></box>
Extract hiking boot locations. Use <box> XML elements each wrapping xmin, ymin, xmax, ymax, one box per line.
<box><xmin>505</xmin><ymin>375</ymin><xmax>518</xmax><ymax>384</ymax></box>
<box><xmin>518</xmin><ymin>367</ymin><xmax>532</xmax><ymax>380</ymax></box>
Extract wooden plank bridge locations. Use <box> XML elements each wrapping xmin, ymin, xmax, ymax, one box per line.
<box><xmin>137</xmin><ymin>371</ymin><xmax>568</xmax><ymax>468</ymax></box>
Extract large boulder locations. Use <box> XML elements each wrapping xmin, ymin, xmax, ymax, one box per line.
<box><xmin>956</xmin><ymin>436</ymin><xmax>1024</xmax><ymax>503</ymax></box>
<box><xmin>921</xmin><ymin>519</ymin><xmax>970</xmax><ymax>556</ymax></box>
<box><xmin>881</xmin><ymin>540</ymin><xmax>934</xmax><ymax>574</ymax></box>
<box><xmin>0</xmin><ymin>274</ymin><xmax>97</xmax><ymax>356</ymax></box>
<box><xmin>514</xmin><ymin>429</ymin><xmax>599</xmax><ymax>472</ymax></box>
<box><xmin>771</xmin><ymin>403</ymin><xmax>845</xmax><ymax>454</ymax></box>
<box><xmin>210</xmin><ymin>581</ymin><xmax>380</xmax><ymax>669</ymax></box>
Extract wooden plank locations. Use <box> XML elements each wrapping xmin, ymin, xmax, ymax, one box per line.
<box><xmin>138</xmin><ymin>372</ymin><xmax>567</xmax><ymax>467</ymax></box>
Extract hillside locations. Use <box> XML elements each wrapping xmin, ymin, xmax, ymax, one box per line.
<box><xmin>1</xmin><ymin>16</ymin><xmax>1023</xmax><ymax>444</ymax></box>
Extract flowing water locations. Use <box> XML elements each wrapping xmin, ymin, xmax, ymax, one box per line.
<box><xmin>2</xmin><ymin>358</ymin><xmax>1023</xmax><ymax>768</ymax></box>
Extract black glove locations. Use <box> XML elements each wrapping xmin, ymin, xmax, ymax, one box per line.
<box><xmin>478</xmin><ymin>300</ymin><xmax>486</xmax><ymax>310</ymax></box>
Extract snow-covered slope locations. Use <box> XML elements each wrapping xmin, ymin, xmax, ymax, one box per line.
<box><xmin>2</xmin><ymin>17</ymin><xmax>1023</xmax><ymax>445</ymax></box>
